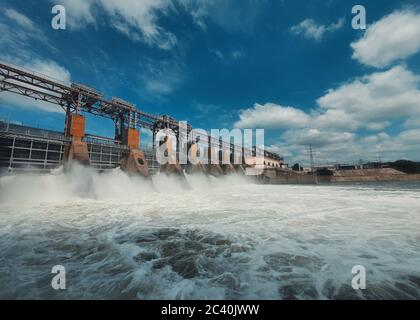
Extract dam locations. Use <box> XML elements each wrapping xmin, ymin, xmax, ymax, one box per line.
<box><xmin>1</xmin><ymin>1</ymin><xmax>420</xmax><ymax>303</ymax></box>
<box><xmin>0</xmin><ymin>62</ymin><xmax>284</xmax><ymax>181</ymax></box>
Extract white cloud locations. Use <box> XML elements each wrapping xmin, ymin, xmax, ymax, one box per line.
<box><xmin>213</xmin><ymin>50</ymin><xmax>224</xmax><ymax>60</ymax></box>
<box><xmin>311</xmin><ymin>109</ymin><xmax>359</xmax><ymax>132</ymax></box>
<box><xmin>28</xmin><ymin>60</ymin><xmax>71</xmax><ymax>83</ymax></box>
<box><xmin>136</xmin><ymin>58</ymin><xmax>185</xmax><ymax>100</ymax></box>
<box><xmin>4</xmin><ymin>8</ymin><xmax>35</xmax><ymax>30</ymax></box>
<box><xmin>100</xmin><ymin>0</ymin><xmax>176</xmax><ymax>49</ymax></box>
<box><xmin>50</xmin><ymin>0</ymin><xmax>176</xmax><ymax>49</ymax></box>
<box><xmin>180</xmin><ymin>0</ymin><xmax>265</xmax><ymax>33</ymax></box>
<box><xmin>317</xmin><ymin>65</ymin><xmax>420</xmax><ymax>123</ymax></box>
<box><xmin>233</xmin><ymin>65</ymin><xmax>420</xmax><ymax>133</ymax></box>
<box><xmin>362</xmin><ymin>132</ymin><xmax>390</xmax><ymax>144</ymax></box>
<box><xmin>144</xmin><ymin>78</ymin><xmax>177</xmax><ymax>95</ymax></box>
<box><xmin>49</xmin><ymin>0</ymin><xmax>264</xmax><ymax>48</ymax></box>
<box><xmin>231</xmin><ymin>50</ymin><xmax>244</xmax><ymax>60</ymax></box>
<box><xmin>291</xmin><ymin>17</ymin><xmax>344</xmax><ymax>41</ymax></box>
<box><xmin>234</xmin><ymin>103</ymin><xmax>311</xmax><ymax>129</ymax></box>
<box><xmin>0</xmin><ymin>92</ymin><xmax>63</xmax><ymax>114</ymax></box>
<box><xmin>404</xmin><ymin>117</ymin><xmax>420</xmax><ymax>129</ymax></box>
<box><xmin>178</xmin><ymin>0</ymin><xmax>209</xmax><ymax>29</ymax></box>
<box><xmin>283</xmin><ymin>128</ymin><xmax>354</xmax><ymax>148</ymax></box>
<box><xmin>0</xmin><ymin>8</ymin><xmax>51</xmax><ymax>59</ymax></box>
<box><xmin>273</xmin><ymin>128</ymin><xmax>420</xmax><ymax>165</ymax></box>
<box><xmin>273</xmin><ymin>119</ymin><xmax>420</xmax><ymax>165</ymax></box>
<box><xmin>0</xmin><ymin>8</ymin><xmax>67</xmax><ymax>105</ymax></box>
<box><xmin>398</xmin><ymin>129</ymin><xmax>420</xmax><ymax>144</ymax></box>
<box><xmin>0</xmin><ymin>59</ymin><xmax>71</xmax><ymax>113</ymax></box>
<box><xmin>351</xmin><ymin>9</ymin><xmax>420</xmax><ymax>68</ymax></box>
<box><xmin>52</xmin><ymin>0</ymin><xmax>264</xmax><ymax>49</ymax></box>
<box><xmin>211</xmin><ymin>48</ymin><xmax>244</xmax><ymax>61</ymax></box>
<box><xmin>361</xmin><ymin>129</ymin><xmax>420</xmax><ymax>161</ymax></box>
<box><xmin>365</xmin><ymin>122</ymin><xmax>390</xmax><ymax>131</ymax></box>
<box><xmin>0</xmin><ymin>8</ymin><xmax>68</xmax><ymax>113</ymax></box>
<box><xmin>235</xmin><ymin>65</ymin><xmax>420</xmax><ymax>163</ymax></box>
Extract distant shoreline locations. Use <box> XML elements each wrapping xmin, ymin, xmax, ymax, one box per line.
<box><xmin>319</xmin><ymin>174</ymin><xmax>420</xmax><ymax>183</ymax></box>
<box><xmin>259</xmin><ymin>168</ymin><xmax>420</xmax><ymax>184</ymax></box>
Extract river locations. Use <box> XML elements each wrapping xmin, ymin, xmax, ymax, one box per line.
<box><xmin>1</xmin><ymin>165</ymin><xmax>419</xmax><ymax>299</ymax></box>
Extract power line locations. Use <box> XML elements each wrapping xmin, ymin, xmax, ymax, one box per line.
<box><xmin>309</xmin><ymin>145</ymin><xmax>318</xmax><ymax>184</ymax></box>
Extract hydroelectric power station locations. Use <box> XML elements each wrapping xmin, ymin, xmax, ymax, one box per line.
<box><xmin>0</xmin><ymin>62</ymin><xmax>288</xmax><ymax>182</ymax></box>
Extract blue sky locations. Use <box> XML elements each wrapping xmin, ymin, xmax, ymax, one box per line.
<box><xmin>1</xmin><ymin>0</ymin><xmax>420</xmax><ymax>165</ymax></box>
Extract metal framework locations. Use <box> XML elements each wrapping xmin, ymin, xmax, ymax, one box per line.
<box><xmin>0</xmin><ymin>61</ymin><xmax>282</xmax><ymax>162</ymax></box>
<box><xmin>0</xmin><ymin>120</ymin><xmax>160</xmax><ymax>173</ymax></box>
<box><xmin>0</xmin><ymin>121</ymin><xmax>66</xmax><ymax>171</ymax></box>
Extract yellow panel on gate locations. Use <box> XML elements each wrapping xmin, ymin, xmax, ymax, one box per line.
<box><xmin>70</xmin><ymin>114</ymin><xmax>85</xmax><ymax>139</ymax></box>
<box><xmin>127</xmin><ymin>128</ymin><xmax>140</xmax><ymax>149</ymax></box>
<box><xmin>189</xmin><ymin>143</ymin><xmax>198</xmax><ymax>163</ymax></box>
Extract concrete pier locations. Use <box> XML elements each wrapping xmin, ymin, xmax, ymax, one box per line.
<box><xmin>63</xmin><ymin>114</ymin><xmax>89</xmax><ymax>165</ymax></box>
<box><xmin>207</xmin><ymin>164</ymin><xmax>224</xmax><ymax>177</ymax></box>
<box><xmin>221</xmin><ymin>148</ymin><xmax>236</xmax><ymax>174</ymax></box>
<box><xmin>154</xmin><ymin>135</ymin><xmax>190</xmax><ymax>188</ymax></box>
<box><xmin>185</xmin><ymin>143</ymin><xmax>208</xmax><ymax>174</ymax></box>
<box><xmin>120</xmin><ymin>127</ymin><xmax>149</xmax><ymax>177</ymax></box>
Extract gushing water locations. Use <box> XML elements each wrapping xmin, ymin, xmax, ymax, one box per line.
<box><xmin>1</xmin><ymin>165</ymin><xmax>420</xmax><ymax>299</ymax></box>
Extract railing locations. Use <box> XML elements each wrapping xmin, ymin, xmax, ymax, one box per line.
<box><xmin>84</xmin><ymin>134</ymin><xmax>128</xmax><ymax>148</ymax></box>
<box><xmin>0</xmin><ymin>120</ymin><xmax>68</xmax><ymax>141</ymax></box>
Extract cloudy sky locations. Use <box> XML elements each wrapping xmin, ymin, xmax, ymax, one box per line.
<box><xmin>0</xmin><ymin>0</ymin><xmax>420</xmax><ymax>165</ymax></box>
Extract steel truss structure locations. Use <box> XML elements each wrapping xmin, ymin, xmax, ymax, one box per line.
<box><xmin>0</xmin><ymin>61</ymin><xmax>282</xmax><ymax>162</ymax></box>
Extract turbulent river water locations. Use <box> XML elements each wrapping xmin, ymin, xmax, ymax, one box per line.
<box><xmin>0</xmin><ymin>165</ymin><xmax>420</xmax><ymax>299</ymax></box>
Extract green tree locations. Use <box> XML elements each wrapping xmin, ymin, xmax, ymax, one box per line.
<box><xmin>292</xmin><ymin>163</ymin><xmax>302</xmax><ymax>171</ymax></box>
<box><xmin>390</xmin><ymin>160</ymin><xmax>420</xmax><ymax>174</ymax></box>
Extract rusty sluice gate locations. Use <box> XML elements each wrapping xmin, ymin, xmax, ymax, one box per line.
<box><xmin>0</xmin><ymin>62</ymin><xmax>284</xmax><ymax>177</ymax></box>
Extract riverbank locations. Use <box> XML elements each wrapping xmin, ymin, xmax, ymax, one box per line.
<box><xmin>261</xmin><ymin>168</ymin><xmax>420</xmax><ymax>184</ymax></box>
<box><xmin>326</xmin><ymin>168</ymin><xmax>420</xmax><ymax>183</ymax></box>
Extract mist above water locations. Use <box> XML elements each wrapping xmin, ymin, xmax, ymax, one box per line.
<box><xmin>1</xmin><ymin>166</ymin><xmax>420</xmax><ymax>299</ymax></box>
<box><xmin>0</xmin><ymin>164</ymin><xmax>249</xmax><ymax>204</ymax></box>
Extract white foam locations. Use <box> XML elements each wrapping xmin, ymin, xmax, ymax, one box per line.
<box><xmin>0</xmin><ymin>169</ymin><xmax>420</xmax><ymax>299</ymax></box>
